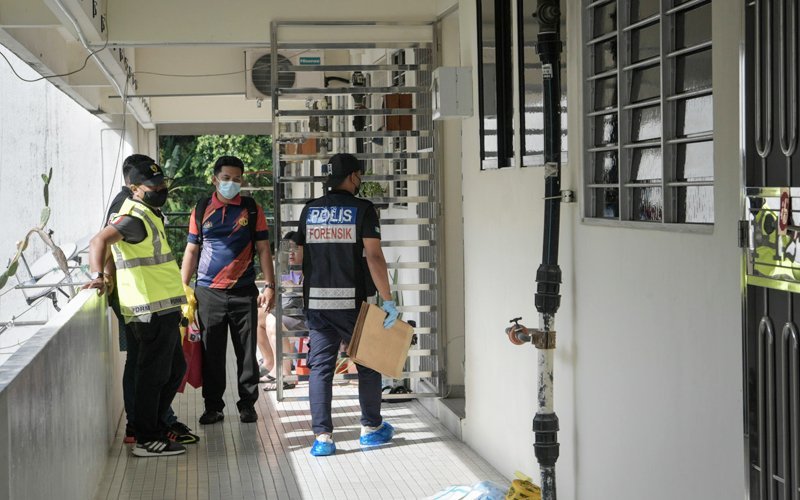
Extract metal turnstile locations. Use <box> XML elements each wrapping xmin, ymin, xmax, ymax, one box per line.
<box><xmin>269</xmin><ymin>21</ymin><xmax>443</xmax><ymax>402</ymax></box>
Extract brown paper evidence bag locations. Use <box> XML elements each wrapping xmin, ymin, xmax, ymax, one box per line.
<box><xmin>346</xmin><ymin>302</ymin><xmax>415</xmax><ymax>379</ymax></box>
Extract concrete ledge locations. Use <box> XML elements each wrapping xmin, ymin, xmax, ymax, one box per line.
<box><xmin>0</xmin><ymin>291</ymin><xmax>120</xmax><ymax>500</ymax></box>
<box><xmin>414</xmin><ymin>382</ymin><xmax>466</xmax><ymax>440</ymax></box>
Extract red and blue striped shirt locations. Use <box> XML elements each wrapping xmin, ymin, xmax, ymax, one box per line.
<box><xmin>188</xmin><ymin>193</ymin><xmax>269</xmax><ymax>289</ymax></box>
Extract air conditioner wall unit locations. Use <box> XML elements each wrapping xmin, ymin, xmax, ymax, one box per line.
<box><xmin>245</xmin><ymin>50</ymin><xmax>325</xmax><ymax>100</ymax></box>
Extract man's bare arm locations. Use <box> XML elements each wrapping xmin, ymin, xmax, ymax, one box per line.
<box><xmin>363</xmin><ymin>238</ymin><xmax>392</xmax><ymax>302</ymax></box>
<box><xmin>181</xmin><ymin>242</ymin><xmax>200</xmax><ymax>286</ymax></box>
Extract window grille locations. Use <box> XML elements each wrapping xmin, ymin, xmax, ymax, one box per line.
<box><xmin>583</xmin><ymin>0</ymin><xmax>714</xmax><ymax>225</ymax></box>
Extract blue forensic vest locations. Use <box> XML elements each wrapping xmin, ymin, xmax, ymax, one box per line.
<box><xmin>300</xmin><ymin>191</ymin><xmax>377</xmax><ymax>310</ymax></box>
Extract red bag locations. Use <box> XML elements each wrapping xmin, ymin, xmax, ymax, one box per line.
<box><xmin>178</xmin><ymin>324</ymin><xmax>203</xmax><ymax>392</ymax></box>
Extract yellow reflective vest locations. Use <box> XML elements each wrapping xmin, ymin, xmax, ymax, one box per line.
<box><xmin>111</xmin><ymin>198</ymin><xmax>186</xmax><ymax>321</ymax></box>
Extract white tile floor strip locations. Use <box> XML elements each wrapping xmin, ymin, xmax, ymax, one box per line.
<box><xmin>94</xmin><ymin>352</ymin><xmax>508</xmax><ymax>500</ymax></box>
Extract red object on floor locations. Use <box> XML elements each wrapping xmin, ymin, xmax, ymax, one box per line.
<box><xmin>296</xmin><ymin>337</ymin><xmax>310</xmax><ymax>375</ymax></box>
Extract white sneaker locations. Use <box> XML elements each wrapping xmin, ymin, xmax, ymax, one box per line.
<box><xmin>316</xmin><ymin>433</ymin><xmax>333</xmax><ymax>443</ymax></box>
<box><xmin>132</xmin><ymin>439</ymin><xmax>186</xmax><ymax>457</ymax></box>
<box><xmin>361</xmin><ymin>424</ymin><xmax>380</xmax><ymax>436</ymax></box>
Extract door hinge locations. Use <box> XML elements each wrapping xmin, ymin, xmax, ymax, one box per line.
<box><xmin>738</xmin><ymin>220</ymin><xmax>749</xmax><ymax>248</ymax></box>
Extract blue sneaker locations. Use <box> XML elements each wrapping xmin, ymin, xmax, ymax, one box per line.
<box><xmin>359</xmin><ymin>421</ymin><xmax>395</xmax><ymax>446</ymax></box>
<box><xmin>310</xmin><ymin>435</ymin><xmax>336</xmax><ymax>456</ymax></box>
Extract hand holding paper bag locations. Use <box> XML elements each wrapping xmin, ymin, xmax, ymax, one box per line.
<box><xmin>348</xmin><ymin>303</ymin><xmax>414</xmax><ymax>379</ymax></box>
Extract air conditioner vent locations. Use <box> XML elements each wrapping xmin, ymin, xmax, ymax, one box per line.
<box><xmin>245</xmin><ymin>50</ymin><xmax>324</xmax><ymax>100</ymax></box>
<box><xmin>251</xmin><ymin>53</ymin><xmax>295</xmax><ymax>96</ymax></box>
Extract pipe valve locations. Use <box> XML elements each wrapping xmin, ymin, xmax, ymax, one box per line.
<box><xmin>506</xmin><ymin>317</ymin><xmax>532</xmax><ymax>345</ymax></box>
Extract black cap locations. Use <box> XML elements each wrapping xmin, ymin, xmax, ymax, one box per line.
<box><xmin>128</xmin><ymin>160</ymin><xmax>165</xmax><ymax>187</ymax></box>
<box><xmin>324</xmin><ymin>153</ymin><xmax>363</xmax><ymax>189</ymax></box>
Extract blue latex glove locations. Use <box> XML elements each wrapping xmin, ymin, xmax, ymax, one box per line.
<box><xmin>381</xmin><ymin>300</ymin><xmax>399</xmax><ymax>329</ymax></box>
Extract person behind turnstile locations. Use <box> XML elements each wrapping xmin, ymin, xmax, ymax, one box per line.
<box><xmin>293</xmin><ymin>153</ymin><xmax>400</xmax><ymax>457</ymax></box>
<box><xmin>259</xmin><ymin>231</ymin><xmax>303</xmax><ymax>391</ymax></box>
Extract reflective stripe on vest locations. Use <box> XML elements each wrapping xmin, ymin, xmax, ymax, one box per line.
<box><xmin>307</xmin><ymin>287</ymin><xmax>356</xmax><ymax>309</ymax></box>
<box><xmin>308</xmin><ymin>298</ymin><xmax>357</xmax><ymax>309</ymax></box>
<box><xmin>112</xmin><ymin>198</ymin><xmax>186</xmax><ymax>319</ymax></box>
<box><xmin>309</xmin><ymin>287</ymin><xmax>355</xmax><ymax>298</ymax></box>
<box><xmin>115</xmin><ymin>253</ymin><xmax>175</xmax><ymax>269</ymax></box>
<box><xmin>124</xmin><ymin>296</ymin><xmax>187</xmax><ymax>316</ymax></box>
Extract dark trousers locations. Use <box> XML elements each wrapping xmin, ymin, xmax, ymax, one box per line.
<box><xmin>306</xmin><ymin>309</ymin><xmax>382</xmax><ymax>435</ymax></box>
<box><xmin>121</xmin><ymin>321</ymin><xmax>176</xmax><ymax>428</ymax></box>
<box><xmin>128</xmin><ymin>311</ymin><xmax>185</xmax><ymax>443</ymax></box>
<box><xmin>196</xmin><ymin>285</ymin><xmax>259</xmax><ymax>412</ymax></box>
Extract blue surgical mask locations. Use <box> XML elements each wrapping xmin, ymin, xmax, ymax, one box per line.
<box><xmin>216</xmin><ymin>179</ymin><xmax>241</xmax><ymax>199</ymax></box>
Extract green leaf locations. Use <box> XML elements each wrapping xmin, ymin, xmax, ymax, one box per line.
<box><xmin>40</xmin><ymin>206</ymin><xmax>51</xmax><ymax>227</ymax></box>
<box><xmin>7</xmin><ymin>260</ymin><xmax>18</xmax><ymax>276</ymax></box>
<box><xmin>41</xmin><ymin>173</ymin><xmax>48</xmax><ymax>183</ymax></box>
<box><xmin>0</xmin><ymin>271</ymin><xmax>8</xmax><ymax>289</ymax></box>
<box><xmin>43</xmin><ymin>184</ymin><xmax>49</xmax><ymax>207</ymax></box>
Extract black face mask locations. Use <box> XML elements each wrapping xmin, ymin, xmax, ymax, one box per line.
<box><xmin>142</xmin><ymin>188</ymin><xmax>168</xmax><ymax>208</ymax></box>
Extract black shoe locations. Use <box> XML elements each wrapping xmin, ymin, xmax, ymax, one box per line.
<box><xmin>132</xmin><ymin>439</ymin><xmax>186</xmax><ymax>457</ymax></box>
<box><xmin>199</xmin><ymin>410</ymin><xmax>224</xmax><ymax>425</ymax></box>
<box><xmin>167</xmin><ymin>421</ymin><xmax>200</xmax><ymax>444</ymax></box>
<box><xmin>239</xmin><ymin>407</ymin><xmax>258</xmax><ymax>423</ymax></box>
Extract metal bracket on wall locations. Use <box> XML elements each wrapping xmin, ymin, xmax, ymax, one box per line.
<box><xmin>543</xmin><ymin>190</ymin><xmax>574</xmax><ymax>203</ymax></box>
<box><xmin>531</xmin><ymin>328</ymin><xmax>556</xmax><ymax>349</ymax></box>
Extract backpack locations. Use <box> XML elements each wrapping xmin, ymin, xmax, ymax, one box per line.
<box><xmin>194</xmin><ymin>195</ymin><xmax>259</xmax><ymax>250</ymax></box>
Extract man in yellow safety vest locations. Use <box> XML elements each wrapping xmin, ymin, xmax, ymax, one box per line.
<box><xmin>84</xmin><ymin>159</ymin><xmax>188</xmax><ymax>457</ymax></box>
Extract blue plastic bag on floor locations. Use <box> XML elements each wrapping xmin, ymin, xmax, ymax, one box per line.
<box><xmin>426</xmin><ymin>480</ymin><xmax>507</xmax><ymax>500</ymax></box>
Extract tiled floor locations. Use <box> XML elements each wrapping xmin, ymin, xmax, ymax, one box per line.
<box><xmin>93</xmin><ymin>359</ymin><xmax>507</xmax><ymax>500</ymax></box>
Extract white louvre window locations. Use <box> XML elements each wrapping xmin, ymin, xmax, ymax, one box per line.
<box><xmin>583</xmin><ymin>0</ymin><xmax>713</xmax><ymax>225</ymax></box>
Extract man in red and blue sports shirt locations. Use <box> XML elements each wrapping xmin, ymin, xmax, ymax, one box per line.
<box><xmin>181</xmin><ymin>155</ymin><xmax>276</xmax><ymax>425</ymax></box>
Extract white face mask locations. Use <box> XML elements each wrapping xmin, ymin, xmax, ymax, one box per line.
<box><xmin>216</xmin><ymin>179</ymin><xmax>241</xmax><ymax>199</ymax></box>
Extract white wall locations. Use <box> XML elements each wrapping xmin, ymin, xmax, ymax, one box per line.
<box><xmin>457</xmin><ymin>1</ymin><xmax>577</xmax><ymax>495</ymax></box>
<box><xmin>0</xmin><ymin>291</ymin><xmax>121</xmax><ymax>500</ymax></box>
<box><xmin>455</xmin><ymin>1</ymin><xmax>745</xmax><ymax>499</ymax></box>
<box><xmin>0</xmin><ymin>45</ymin><xmax>153</xmax><ymax>325</ymax></box>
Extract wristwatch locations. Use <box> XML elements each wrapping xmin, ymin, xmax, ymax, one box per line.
<box><xmin>89</xmin><ymin>271</ymin><xmax>105</xmax><ymax>280</ymax></box>
<box><xmin>263</xmin><ymin>283</ymin><xmax>275</xmax><ymax>291</ymax></box>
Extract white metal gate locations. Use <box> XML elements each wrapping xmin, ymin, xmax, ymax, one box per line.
<box><xmin>268</xmin><ymin>21</ymin><xmax>443</xmax><ymax>402</ymax></box>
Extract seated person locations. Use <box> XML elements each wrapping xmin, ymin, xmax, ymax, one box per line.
<box><xmin>259</xmin><ymin>232</ymin><xmax>305</xmax><ymax>391</ymax></box>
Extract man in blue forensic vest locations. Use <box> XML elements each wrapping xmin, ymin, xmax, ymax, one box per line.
<box><xmin>85</xmin><ymin>161</ymin><xmax>188</xmax><ymax>457</ymax></box>
<box><xmin>294</xmin><ymin>153</ymin><xmax>399</xmax><ymax>457</ymax></box>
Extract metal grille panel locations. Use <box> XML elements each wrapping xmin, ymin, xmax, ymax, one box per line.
<box><xmin>744</xmin><ymin>1</ymin><xmax>800</xmax><ymax>498</ymax></box>
<box><xmin>270</xmin><ymin>21</ymin><xmax>442</xmax><ymax>401</ymax></box>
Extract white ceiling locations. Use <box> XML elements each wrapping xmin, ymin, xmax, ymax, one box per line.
<box><xmin>0</xmin><ymin>0</ymin><xmax>454</xmax><ymax>133</ymax></box>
